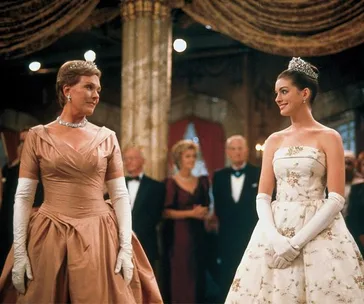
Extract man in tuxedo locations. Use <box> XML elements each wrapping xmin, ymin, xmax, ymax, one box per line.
<box><xmin>344</xmin><ymin>150</ymin><xmax>364</xmax><ymax>255</ymax></box>
<box><xmin>123</xmin><ymin>146</ymin><xmax>165</xmax><ymax>270</ymax></box>
<box><xmin>212</xmin><ymin>135</ymin><xmax>260</xmax><ymax>301</ymax></box>
<box><xmin>346</xmin><ymin>180</ymin><xmax>364</xmax><ymax>256</ymax></box>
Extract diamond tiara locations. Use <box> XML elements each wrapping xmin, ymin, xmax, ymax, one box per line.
<box><xmin>69</xmin><ymin>60</ymin><xmax>98</xmax><ymax>70</ymax></box>
<box><xmin>288</xmin><ymin>57</ymin><xmax>318</xmax><ymax>80</ymax></box>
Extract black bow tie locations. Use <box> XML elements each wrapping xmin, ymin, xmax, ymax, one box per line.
<box><xmin>231</xmin><ymin>167</ymin><xmax>246</xmax><ymax>178</ymax></box>
<box><xmin>126</xmin><ymin>176</ymin><xmax>140</xmax><ymax>182</ymax></box>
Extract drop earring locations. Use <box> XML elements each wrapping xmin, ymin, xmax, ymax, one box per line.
<box><xmin>67</xmin><ymin>95</ymin><xmax>71</xmax><ymax>102</ymax></box>
<box><xmin>303</xmin><ymin>99</ymin><xmax>306</xmax><ymax>104</ymax></box>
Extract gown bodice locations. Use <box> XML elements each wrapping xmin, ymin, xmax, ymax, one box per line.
<box><xmin>273</xmin><ymin>146</ymin><xmax>327</xmax><ymax>202</ymax></box>
<box><xmin>22</xmin><ymin>125</ymin><xmax>123</xmax><ymax>216</ymax></box>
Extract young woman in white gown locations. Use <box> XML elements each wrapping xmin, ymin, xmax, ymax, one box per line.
<box><xmin>225</xmin><ymin>57</ymin><xmax>364</xmax><ymax>303</ymax></box>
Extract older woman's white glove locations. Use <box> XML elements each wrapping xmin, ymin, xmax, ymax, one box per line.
<box><xmin>106</xmin><ymin>177</ymin><xmax>133</xmax><ymax>285</ymax></box>
<box><xmin>12</xmin><ymin>178</ymin><xmax>38</xmax><ymax>294</ymax></box>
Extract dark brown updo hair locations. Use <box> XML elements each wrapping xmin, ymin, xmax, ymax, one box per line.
<box><xmin>277</xmin><ymin>60</ymin><xmax>319</xmax><ymax>105</ymax></box>
<box><xmin>56</xmin><ymin>60</ymin><xmax>101</xmax><ymax>108</ymax></box>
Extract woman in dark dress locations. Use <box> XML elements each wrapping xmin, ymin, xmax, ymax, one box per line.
<box><xmin>346</xmin><ymin>182</ymin><xmax>364</xmax><ymax>256</ymax></box>
<box><xmin>346</xmin><ymin>153</ymin><xmax>364</xmax><ymax>255</ymax></box>
<box><xmin>163</xmin><ymin>139</ymin><xmax>210</xmax><ymax>303</ymax></box>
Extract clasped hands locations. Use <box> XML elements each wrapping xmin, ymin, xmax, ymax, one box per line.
<box><xmin>266</xmin><ymin>231</ymin><xmax>300</xmax><ymax>269</ymax></box>
<box><xmin>190</xmin><ymin>205</ymin><xmax>209</xmax><ymax>220</ymax></box>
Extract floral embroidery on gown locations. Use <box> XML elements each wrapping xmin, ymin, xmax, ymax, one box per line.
<box><xmin>226</xmin><ymin>146</ymin><xmax>364</xmax><ymax>304</ymax></box>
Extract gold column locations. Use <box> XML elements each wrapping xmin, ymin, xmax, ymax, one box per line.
<box><xmin>242</xmin><ymin>52</ymin><xmax>255</xmax><ymax>164</ymax></box>
<box><xmin>121</xmin><ymin>2</ymin><xmax>136</xmax><ymax>148</ymax></box>
<box><xmin>121</xmin><ymin>0</ymin><xmax>172</xmax><ymax>180</ymax></box>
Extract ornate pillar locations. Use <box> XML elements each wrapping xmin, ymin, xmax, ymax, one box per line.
<box><xmin>121</xmin><ymin>0</ymin><xmax>172</xmax><ymax>180</ymax></box>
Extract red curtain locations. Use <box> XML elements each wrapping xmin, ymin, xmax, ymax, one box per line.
<box><xmin>167</xmin><ymin>116</ymin><xmax>225</xmax><ymax>178</ymax></box>
<box><xmin>192</xmin><ymin>116</ymin><xmax>225</xmax><ymax>178</ymax></box>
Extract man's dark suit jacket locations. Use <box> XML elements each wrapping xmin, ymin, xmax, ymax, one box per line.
<box><xmin>346</xmin><ymin>182</ymin><xmax>364</xmax><ymax>256</ymax></box>
<box><xmin>129</xmin><ymin>175</ymin><xmax>165</xmax><ymax>265</ymax></box>
<box><xmin>212</xmin><ymin>163</ymin><xmax>260</xmax><ymax>299</ymax></box>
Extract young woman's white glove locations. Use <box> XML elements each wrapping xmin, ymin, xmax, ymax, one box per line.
<box><xmin>289</xmin><ymin>192</ymin><xmax>344</xmax><ymax>250</ymax></box>
<box><xmin>106</xmin><ymin>177</ymin><xmax>133</xmax><ymax>285</ymax></box>
<box><xmin>12</xmin><ymin>178</ymin><xmax>38</xmax><ymax>294</ymax></box>
<box><xmin>256</xmin><ymin>193</ymin><xmax>300</xmax><ymax>268</ymax></box>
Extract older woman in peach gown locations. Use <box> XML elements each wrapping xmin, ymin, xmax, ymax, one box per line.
<box><xmin>0</xmin><ymin>60</ymin><xmax>162</xmax><ymax>303</ymax></box>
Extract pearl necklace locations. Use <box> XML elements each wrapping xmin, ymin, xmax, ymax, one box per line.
<box><xmin>178</xmin><ymin>173</ymin><xmax>194</xmax><ymax>181</ymax></box>
<box><xmin>56</xmin><ymin>116</ymin><xmax>88</xmax><ymax>128</ymax></box>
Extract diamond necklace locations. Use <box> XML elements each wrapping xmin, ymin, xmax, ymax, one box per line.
<box><xmin>56</xmin><ymin>116</ymin><xmax>88</xmax><ymax>128</ymax></box>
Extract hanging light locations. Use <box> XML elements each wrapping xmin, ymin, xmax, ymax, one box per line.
<box><xmin>173</xmin><ymin>39</ymin><xmax>187</xmax><ymax>53</ymax></box>
<box><xmin>29</xmin><ymin>61</ymin><xmax>41</xmax><ymax>72</ymax></box>
<box><xmin>84</xmin><ymin>50</ymin><xmax>96</xmax><ymax>62</ymax></box>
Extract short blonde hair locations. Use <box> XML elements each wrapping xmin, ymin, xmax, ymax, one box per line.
<box><xmin>171</xmin><ymin>139</ymin><xmax>199</xmax><ymax>169</ymax></box>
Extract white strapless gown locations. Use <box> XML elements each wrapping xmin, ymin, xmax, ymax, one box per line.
<box><xmin>225</xmin><ymin>146</ymin><xmax>364</xmax><ymax>304</ymax></box>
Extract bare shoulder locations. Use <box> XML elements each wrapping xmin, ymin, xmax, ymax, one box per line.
<box><xmin>316</xmin><ymin>125</ymin><xmax>341</xmax><ymax>141</ymax></box>
<box><xmin>271</xmin><ymin>126</ymin><xmax>293</xmax><ymax>138</ymax></box>
<box><xmin>316</xmin><ymin>125</ymin><xmax>343</xmax><ymax>151</ymax></box>
<box><xmin>265</xmin><ymin>130</ymin><xmax>285</xmax><ymax>150</ymax></box>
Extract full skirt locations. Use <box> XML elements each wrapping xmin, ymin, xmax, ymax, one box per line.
<box><xmin>0</xmin><ymin>204</ymin><xmax>162</xmax><ymax>304</ymax></box>
<box><xmin>225</xmin><ymin>199</ymin><xmax>364</xmax><ymax>303</ymax></box>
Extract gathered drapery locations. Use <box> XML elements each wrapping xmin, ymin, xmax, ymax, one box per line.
<box><xmin>172</xmin><ymin>0</ymin><xmax>364</xmax><ymax>56</ymax></box>
<box><xmin>77</xmin><ymin>6</ymin><xmax>120</xmax><ymax>32</ymax></box>
<box><xmin>1</xmin><ymin>1</ymin><xmax>363</xmax><ymax>58</ymax></box>
<box><xmin>0</xmin><ymin>0</ymin><xmax>103</xmax><ymax>58</ymax></box>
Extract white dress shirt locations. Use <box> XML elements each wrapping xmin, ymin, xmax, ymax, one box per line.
<box><xmin>127</xmin><ymin>173</ymin><xmax>144</xmax><ymax>210</ymax></box>
<box><xmin>231</xmin><ymin>164</ymin><xmax>246</xmax><ymax>203</ymax></box>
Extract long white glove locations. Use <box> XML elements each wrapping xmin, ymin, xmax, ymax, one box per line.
<box><xmin>256</xmin><ymin>193</ymin><xmax>300</xmax><ymax>267</ymax></box>
<box><xmin>106</xmin><ymin>177</ymin><xmax>133</xmax><ymax>285</ymax></box>
<box><xmin>13</xmin><ymin>178</ymin><xmax>38</xmax><ymax>294</ymax></box>
<box><xmin>290</xmin><ymin>192</ymin><xmax>344</xmax><ymax>250</ymax></box>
